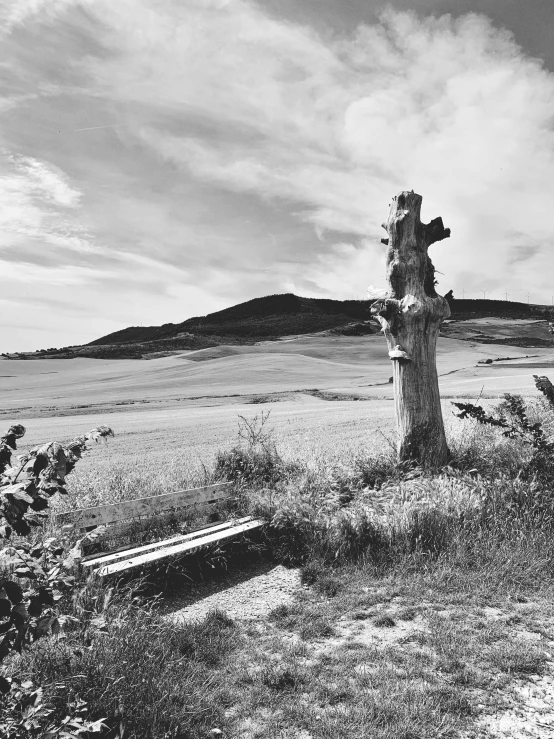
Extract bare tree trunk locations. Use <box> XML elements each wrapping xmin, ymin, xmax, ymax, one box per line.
<box><xmin>371</xmin><ymin>191</ymin><xmax>451</xmax><ymax>467</ymax></box>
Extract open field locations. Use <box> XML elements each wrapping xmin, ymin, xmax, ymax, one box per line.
<box><xmin>2</xmin><ymin>330</ymin><xmax>553</xmax><ymax>456</ymax></box>
<box><xmin>2</xmin><ymin>327</ymin><xmax>554</xmax><ymax>511</ymax></box>
<box><xmin>3</xmin><ymin>332</ymin><xmax>552</xmax><ymax>416</ymax></box>
<box><xmin>5</xmin><ymin>325</ymin><xmax>554</xmax><ymax>738</ymax></box>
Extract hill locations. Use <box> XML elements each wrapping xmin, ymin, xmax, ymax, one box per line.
<box><xmin>446</xmin><ymin>296</ymin><xmax>554</xmax><ymax>321</ymax></box>
<box><xmin>5</xmin><ymin>293</ymin><xmax>554</xmax><ymax>360</ymax></box>
<box><xmin>88</xmin><ymin>294</ymin><xmax>373</xmax><ymax>346</ymax></box>
<box><xmin>90</xmin><ymin>294</ymin><xmax>554</xmax><ymax>349</ymax></box>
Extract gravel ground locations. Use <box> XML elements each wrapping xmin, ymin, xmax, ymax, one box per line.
<box><xmin>476</xmin><ymin>674</ymin><xmax>554</xmax><ymax>738</ymax></box>
<box><xmin>163</xmin><ymin>562</ymin><xmax>301</xmax><ymax>623</ymax></box>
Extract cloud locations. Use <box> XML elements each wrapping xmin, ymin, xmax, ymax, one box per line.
<box><xmin>3</xmin><ymin>0</ymin><xmax>554</xmax><ymax>352</ymax></box>
<box><xmin>0</xmin><ymin>0</ymin><xmax>84</xmax><ymax>32</ymax></box>
<box><xmin>0</xmin><ymin>261</ymin><xmax>103</xmax><ymax>286</ymax></box>
<box><xmin>0</xmin><ymin>153</ymin><xmax>97</xmax><ymax>265</ymax></box>
<box><xmin>84</xmin><ymin>2</ymin><xmax>554</xmax><ymax>297</ymax></box>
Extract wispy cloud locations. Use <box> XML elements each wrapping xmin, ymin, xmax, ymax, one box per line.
<box><xmin>0</xmin><ymin>0</ymin><xmax>83</xmax><ymax>32</ymax></box>
<box><xmin>0</xmin><ymin>153</ymin><xmax>89</xmax><ymax>253</ymax></box>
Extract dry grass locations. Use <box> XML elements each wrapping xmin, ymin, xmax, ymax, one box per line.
<box><xmin>5</xmin><ymin>381</ymin><xmax>554</xmax><ymax>736</ymax></box>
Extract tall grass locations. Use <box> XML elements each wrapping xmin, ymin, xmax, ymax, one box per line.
<box><xmin>241</xmin><ymin>395</ymin><xmax>554</xmax><ymax>575</ymax></box>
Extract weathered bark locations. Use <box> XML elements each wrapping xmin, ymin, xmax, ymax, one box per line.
<box><xmin>371</xmin><ymin>191</ymin><xmax>451</xmax><ymax>467</ymax></box>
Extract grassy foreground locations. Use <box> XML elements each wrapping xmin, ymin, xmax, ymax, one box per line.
<box><xmin>4</xmin><ymin>398</ymin><xmax>554</xmax><ymax>737</ymax></box>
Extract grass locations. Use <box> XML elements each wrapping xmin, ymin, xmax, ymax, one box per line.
<box><xmin>199</xmin><ymin>566</ymin><xmax>550</xmax><ymax>739</ymax></box>
<box><xmin>5</xmin><ymin>394</ymin><xmax>554</xmax><ymax>736</ymax></box>
<box><xmin>13</xmin><ymin>603</ymin><xmax>239</xmax><ymax>739</ymax></box>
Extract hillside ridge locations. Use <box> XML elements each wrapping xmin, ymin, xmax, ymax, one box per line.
<box><xmin>5</xmin><ymin>293</ymin><xmax>554</xmax><ymax>360</ymax></box>
<box><xmin>88</xmin><ymin>293</ymin><xmax>372</xmax><ymax>346</ymax></box>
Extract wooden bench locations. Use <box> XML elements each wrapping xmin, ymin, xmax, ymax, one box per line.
<box><xmin>56</xmin><ymin>483</ymin><xmax>264</xmax><ymax>577</ymax></box>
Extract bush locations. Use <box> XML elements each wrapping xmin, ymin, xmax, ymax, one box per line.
<box><xmin>214</xmin><ymin>411</ymin><xmax>289</xmax><ymax>485</ymax></box>
<box><xmin>451</xmin><ymin>391</ymin><xmax>554</xmax><ymax>482</ymax></box>
<box><xmin>214</xmin><ymin>446</ymin><xmax>284</xmax><ymax>485</ymax></box>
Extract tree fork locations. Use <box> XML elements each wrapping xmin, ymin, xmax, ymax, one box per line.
<box><xmin>371</xmin><ymin>191</ymin><xmax>451</xmax><ymax>467</ymax></box>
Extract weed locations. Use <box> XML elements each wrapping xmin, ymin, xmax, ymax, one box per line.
<box><xmin>397</xmin><ymin>607</ymin><xmax>418</xmax><ymax>621</ymax></box>
<box><xmin>300</xmin><ymin>561</ymin><xmax>343</xmax><ymax>596</ymax></box>
<box><xmin>354</xmin><ymin>453</ymin><xmax>398</xmax><ymax>490</ymax></box>
<box><xmin>486</xmin><ymin>640</ymin><xmax>547</xmax><ymax>675</ymax></box>
<box><xmin>261</xmin><ymin>665</ymin><xmax>306</xmax><ymax>691</ymax></box>
<box><xmin>352</xmin><ymin>610</ymin><xmax>374</xmax><ymax>620</ymax></box>
<box><xmin>401</xmin><ymin>508</ymin><xmax>456</xmax><ymax>555</ymax></box>
<box><xmin>214</xmin><ymin>412</ymin><xmax>288</xmax><ymax>486</ymax></box>
<box><xmin>373</xmin><ymin>615</ymin><xmax>396</xmax><ymax>628</ymax></box>
<box><xmin>315</xmin><ymin>575</ymin><xmax>343</xmax><ymax>597</ymax></box>
<box><xmin>269</xmin><ymin>603</ymin><xmax>293</xmax><ymax>621</ymax></box>
<box><xmin>174</xmin><ymin>609</ymin><xmax>237</xmax><ymax>666</ymax></box>
<box><xmin>299</xmin><ymin>615</ymin><xmax>335</xmax><ymax>640</ymax></box>
<box><xmin>214</xmin><ymin>446</ymin><xmax>284</xmax><ymax>485</ymax></box>
<box><xmin>269</xmin><ymin>602</ymin><xmax>334</xmax><ymax>640</ymax></box>
<box><xmin>300</xmin><ymin>560</ymin><xmax>326</xmax><ymax>586</ymax></box>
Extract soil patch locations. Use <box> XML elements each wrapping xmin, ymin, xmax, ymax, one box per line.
<box><xmin>163</xmin><ymin>562</ymin><xmax>302</xmax><ymax>623</ymax></box>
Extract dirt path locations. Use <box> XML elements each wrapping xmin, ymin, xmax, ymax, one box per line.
<box><xmin>163</xmin><ymin>561</ymin><xmax>302</xmax><ymax>623</ymax></box>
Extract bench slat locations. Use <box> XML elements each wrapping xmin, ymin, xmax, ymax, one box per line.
<box><xmin>82</xmin><ymin>516</ymin><xmax>255</xmax><ymax>569</ymax></box>
<box><xmin>95</xmin><ymin>518</ymin><xmax>264</xmax><ymax>577</ymax></box>
<box><xmin>56</xmin><ymin>483</ymin><xmax>231</xmax><ymax>529</ymax></box>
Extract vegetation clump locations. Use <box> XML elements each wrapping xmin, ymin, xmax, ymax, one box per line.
<box><xmin>214</xmin><ymin>411</ymin><xmax>287</xmax><ymax>485</ymax></box>
<box><xmin>0</xmin><ymin>424</ymin><xmax>114</xmax><ymax>736</ymax></box>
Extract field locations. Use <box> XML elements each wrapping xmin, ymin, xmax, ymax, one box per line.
<box><xmin>5</xmin><ymin>325</ymin><xmax>554</xmax><ymax>739</ymax></box>
<box><xmin>3</xmin><ymin>328</ymin><xmax>552</xmax><ymax>450</ymax></box>
<box><xmin>2</xmin><ymin>328</ymin><xmax>553</xmax><ymax>511</ymax></box>
<box><xmin>0</xmin><ymin>334</ymin><xmax>533</xmax><ymax>485</ymax></box>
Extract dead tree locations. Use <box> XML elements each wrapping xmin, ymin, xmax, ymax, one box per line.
<box><xmin>370</xmin><ymin>191</ymin><xmax>451</xmax><ymax>467</ymax></box>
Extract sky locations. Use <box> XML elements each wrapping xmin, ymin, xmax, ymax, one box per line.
<box><xmin>2</xmin><ymin>0</ymin><xmax>554</xmax><ymax>352</ymax></box>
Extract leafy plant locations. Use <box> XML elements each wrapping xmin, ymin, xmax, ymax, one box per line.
<box><xmin>0</xmin><ymin>530</ymin><xmax>106</xmax><ymax>674</ymax></box>
<box><xmin>0</xmin><ymin>679</ymin><xmax>106</xmax><ymax>738</ymax></box>
<box><xmin>0</xmin><ymin>425</ymin><xmax>114</xmax><ymax>539</ymax></box>
<box><xmin>0</xmin><ymin>425</ymin><xmax>114</xmax><ymax>668</ymax></box>
<box><xmin>534</xmin><ymin>374</ymin><xmax>554</xmax><ymax>408</ymax></box>
<box><xmin>452</xmin><ymin>390</ymin><xmax>554</xmax><ymax>478</ymax></box>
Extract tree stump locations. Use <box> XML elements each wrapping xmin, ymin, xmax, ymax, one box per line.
<box><xmin>370</xmin><ymin>191</ymin><xmax>451</xmax><ymax>467</ymax></box>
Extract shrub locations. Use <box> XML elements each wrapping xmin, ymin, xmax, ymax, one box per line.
<box><xmin>214</xmin><ymin>446</ymin><xmax>284</xmax><ymax>485</ymax></box>
<box><xmin>452</xmin><ymin>390</ymin><xmax>554</xmax><ymax>482</ymax></box>
<box><xmin>214</xmin><ymin>411</ymin><xmax>287</xmax><ymax>485</ymax></box>
<box><xmin>0</xmin><ymin>425</ymin><xmax>114</xmax><ymax>670</ymax></box>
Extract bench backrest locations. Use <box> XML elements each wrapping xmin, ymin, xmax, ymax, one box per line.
<box><xmin>56</xmin><ymin>482</ymin><xmax>231</xmax><ymax>531</ymax></box>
